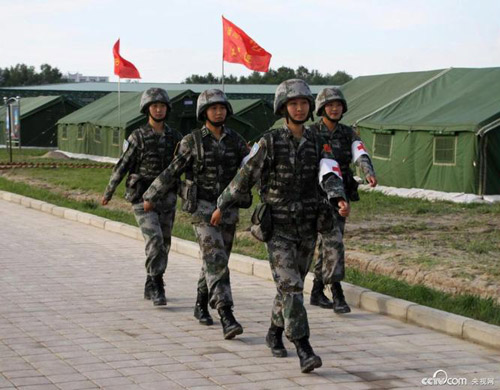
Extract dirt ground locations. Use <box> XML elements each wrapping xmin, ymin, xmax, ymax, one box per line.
<box><xmin>2</xmin><ymin>170</ymin><xmax>499</xmax><ymax>303</ymax></box>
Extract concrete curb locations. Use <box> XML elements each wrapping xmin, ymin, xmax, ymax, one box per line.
<box><xmin>2</xmin><ymin>189</ymin><xmax>499</xmax><ymax>351</ymax></box>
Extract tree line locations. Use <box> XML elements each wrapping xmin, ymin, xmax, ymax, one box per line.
<box><xmin>0</xmin><ymin>64</ymin><xmax>67</xmax><ymax>87</ymax></box>
<box><xmin>183</xmin><ymin>66</ymin><xmax>353</xmax><ymax>85</ymax></box>
<box><xmin>0</xmin><ymin>63</ymin><xmax>353</xmax><ymax>87</ymax></box>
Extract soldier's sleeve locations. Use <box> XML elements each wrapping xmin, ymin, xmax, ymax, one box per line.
<box><xmin>103</xmin><ymin>133</ymin><xmax>138</xmax><ymax>201</ymax></box>
<box><xmin>350</xmin><ymin>130</ymin><xmax>376</xmax><ymax>177</ymax></box>
<box><xmin>143</xmin><ymin>135</ymin><xmax>193</xmax><ymax>204</ymax></box>
<box><xmin>318</xmin><ymin>144</ymin><xmax>347</xmax><ymax>202</ymax></box>
<box><xmin>217</xmin><ymin>136</ymin><xmax>267</xmax><ymax>211</ymax></box>
<box><xmin>357</xmin><ymin>155</ymin><xmax>376</xmax><ymax>177</ymax></box>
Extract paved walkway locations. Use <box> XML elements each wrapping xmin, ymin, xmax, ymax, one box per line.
<box><xmin>0</xmin><ymin>199</ymin><xmax>499</xmax><ymax>390</ymax></box>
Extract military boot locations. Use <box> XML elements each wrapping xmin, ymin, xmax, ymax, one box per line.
<box><xmin>292</xmin><ymin>337</ymin><xmax>322</xmax><ymax>373</ymax></box>
<box><xmin>151</xmin><ymin>274</ymin><xmax>167</xmax><ymax>306</ymax></box>
<box><xmin>144</xmin><ymin>275</ymin><xmax>153</xmax><ymax>300</ymax></box>
<box><xmin>265</xmin><ymin>324</ymin><xmax>287</xmax><ymax>357</ymax></box>
<box><xmin>332</xmin><ymin>282</ymin><xmax>351</xmax><ymax>314</ymax></box>
<box><xmin>217</xmin><ymin>306</ymin><xmax>243</xmax><ymax>340</ymax></box>
<box><xmin>194</xmin><ymin>289</ymin><xmax>213</xmax><ymax>326</ymax></box>
<box><xmin>310</xmin><ymin>279</ymin><xmax>333</xmax><ymax>309</ymax></box>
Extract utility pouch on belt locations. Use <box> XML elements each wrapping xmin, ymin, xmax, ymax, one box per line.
<box><xmin>178</xmin><ymin>179</ymin><xmax>198</xmax><ymax>214</ymax></box>
<box><xmin>250</xmin><ymin>203</ymin><xmax>273</xmax><ymax>242</ymax></box>
<box><xmin>317</xmin><ymin>199</ymin><xmax>334</xmax><ymax>233</ymax></box>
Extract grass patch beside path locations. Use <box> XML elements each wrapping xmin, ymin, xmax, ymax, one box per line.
<box><xmin>346</xmin><ymin>268</ymin><xmax>500</xmax><ymax>326</ymax></box>
<box><xmin>0</xmin><ymin>176</ymin><xmax>135</xmax><ymax>225</ymax></box>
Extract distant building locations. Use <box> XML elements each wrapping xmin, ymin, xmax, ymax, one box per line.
<box><xmin>65</xmin><ymin>73</ymin><xmax>109</xmax><ymax>83</ymax></box>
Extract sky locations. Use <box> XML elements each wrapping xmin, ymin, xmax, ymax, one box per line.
<box><xmin>2</xmin><ymin>0</ymin><xmax>500</xmax><ymax>83</ymax></box>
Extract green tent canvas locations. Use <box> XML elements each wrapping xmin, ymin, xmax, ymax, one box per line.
<box><xmin>1</xmin><ymin>96</ymin><xmax>79</xmax><ymax>147</ymax></box>
<box><xmin>57</xmin><ymin>90</ymin><xmax>259</xmax><ymax>158</ymax></box>
<box><xmin>57</xmin><ymin>90</ymin><xmax>198</xmax><ymax>158</ymax></box>
<box><xmin>229</xmin><ymin>99</ymin><xmax>277</xmax><ymax>142</ymax></box>
<box><xmin>353</xmin><ymin>67</ymin><xmax>500</xmax><ymax>195</ymax></box>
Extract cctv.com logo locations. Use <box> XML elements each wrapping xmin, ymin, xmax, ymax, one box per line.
<box><xmin>422</xmin><ymin>370</ymin><xmax>467</xmax><ymax>386</ymax></box>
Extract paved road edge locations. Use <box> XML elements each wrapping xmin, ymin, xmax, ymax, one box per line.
<box><xmin>2</xmin><ymin>189</ymin><xmax>499</xmax><ymax>351</ymax></box>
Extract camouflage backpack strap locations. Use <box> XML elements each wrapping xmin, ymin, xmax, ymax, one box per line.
<box><xmin>259</xmin><ymin>130</ymin><xmax>275</xmax><ymax>197</ymax></box>
<box><xmin>131</xmin><ymin>128</ymin><xmax>146</xmax><ymax>174</ymax></box>
<box><xmin>191</xmin><ymin>128</ymin><xmax>204</xmax><ymax>176</ymax></box>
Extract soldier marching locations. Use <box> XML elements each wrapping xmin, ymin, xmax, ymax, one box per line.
<box><xmin>102</xmin><ymin>88</ymin><xmax>183</xmax><ymax>306</ymax></box>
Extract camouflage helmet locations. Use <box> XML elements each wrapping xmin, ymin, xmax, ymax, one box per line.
<box><xmin>140</xmin><ymin>88</ymin><xmax>172</xmax><ymax>114</ymax></box>
<box><xmin>315</xmin><ymin>87</ymin><xmax>348</xmax><ymax>116</ymax></box>
<box><xmin>196</xmin><ymin>89</ymin><xmax>233</xmax><ymax>121</ymax></box>
<box><xmin>273</xmin><ymin>79</ymin><xmax>315</xmax><ymax>116</ymax></box>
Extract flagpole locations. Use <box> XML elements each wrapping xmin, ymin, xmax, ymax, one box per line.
<box><xmin>118</xmin><ymin>77</ymin><xmax>121</xmax><ymax>128</ymax></box>
<box><xmin>222</xmin><ymin>60</ymin><xmax>225</xmax><ymax>92</ymax></box>
<box><xmin>221</xmin><ymin>15</ymin><xmax>225</xmax><ymax>92</ymax></box>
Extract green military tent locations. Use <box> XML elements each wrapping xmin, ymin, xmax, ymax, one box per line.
<box><xmin>57</xmin><ymin>90</ymin><xmax>259</xmax><ymax>158</ymax></box>
<box><xmin>1</xmin><ymin>96</ymin><xmax>79</xmax><ymax>147</ymax></box>
<box><xmin>57</xmin><ymin>90</ymin><xmax>197</xmax><ymax>158</ymax></box>
<box><xmin>229</xmin><ymin>99</ymin><xmax>277</xmax><ymax>142</ymax></box>
<box><xmin>352</xmin><ymin>67</ymin><xmax>500</xmax><ymax>196</ymax></box>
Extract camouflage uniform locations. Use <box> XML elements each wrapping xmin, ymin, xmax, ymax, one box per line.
<box><xmin>103</xmin><ymin>88</ymin><xmax>182</xmax><ymax>306</ymax></box>
<box><xmin>311</xmin><ymin>120</ymin><xmax>375</xmax><ymax>284</ymax></box>
<box><xmin>143</xmin><ymin>124</ymin><xmax>249</xmax><ymax>310</ymax></box>
<box><xmin>103</xmin><ymin>122</ymin><xmax>182</xmax><ymax>278</ymax></box>
<box><xmin>218</xmin><ymin>80</ymin><xmax>349</xmax><ymax>373</ymax></box>
<box><xmin>309</xmin><ymin>87</ymin><xmax>376</xmax><ymax>313</ymax></box>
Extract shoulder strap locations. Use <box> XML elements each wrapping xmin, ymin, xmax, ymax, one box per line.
<box><xmin>263</xmin><ymin>131</ymin><xmax>274</xmax><ymax>167</ymax></box>
<box><xmin>259</xmin><ymin>131</ymin><xmax>275</xmax><ymax>197</ymax></box>
<box><xmin>192</xmin><ymin>129</ymin><xmax>204</xmax><ymax>174</ymax></box>
<box><xmin>131</xmin><ymin>128</ymin><xmax>145</xmax><ymax>174</ymax></box>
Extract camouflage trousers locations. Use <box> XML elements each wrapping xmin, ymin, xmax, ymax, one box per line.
<box><xmin>266</xmin><ymin>229</ymin><xmax>317</xmax><ymax>341</ymax></box>
<box><xmin>132</xmin><ymin>194</ymin><xmax>176</xmax><ymax>277</ymax></box>
<box><xmin>313</xmin><ymin>212</ymin><xmax>346</xmax><ymax>285</ymax></box>
<box><xmin>193</xmin><ymin>222</ymin><xmax>236</xmax><ymax>310</ymax></box>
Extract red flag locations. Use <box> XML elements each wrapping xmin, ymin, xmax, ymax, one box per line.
<box><xmin>222</xmin><ymin>16</ymin><xmax>272</xmax><ymax>72</ymax></box>
<box><xmin>113</xmin><ymin>39</ymin><xmax>141</xmax><ymax>79</ymax></box>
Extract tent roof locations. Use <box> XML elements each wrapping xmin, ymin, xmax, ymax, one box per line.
<box><xmin>57</xmin><ymin>90</ymin><xmax>189</xmax><ymax>128</ymax></box>
<box><xmin>341</xmin><ymin>69</ymin><xmax>447</xmax><ymax>125</ymax></box>
<box><xmin>229</xmin><ymin>99</ymin><xmax>269</xmax><ymax>115</ymax></box>
<box><xmin>4</xmin><ymin>82</ymin><xmax>330</xmax><ymax>95</ymax></box>
<box><xmin>357</xmin><ymin>67</ymin><xmax>500</xmax><ymax>133</ymax></box>
<box><xmin>0</xmin><ymin>96</ymin><xmax>69</xmax><ymax>121</ymax></box>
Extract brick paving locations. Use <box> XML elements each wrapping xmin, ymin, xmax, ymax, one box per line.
<box><xmin>0</xmin><ymin>198</ymin><xmax>499</xmax><ymax>390</ymax></box>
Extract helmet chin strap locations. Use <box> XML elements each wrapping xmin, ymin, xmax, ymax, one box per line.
<box><xmin>207</xmin><ymin>118</ymin><xmax>225</xmax><ymax>127</ymax></box>
<box><xmin>324</xmin><ymin>113</ymin><xmax>339</xmax><ymax>124</ymax></box>
<box><xmin>285</xmin><ymin>109</ymin><xmax>312</xmax><ymax>125</ymax></box>
<box><xmin>150</xmin><ymin>114</ymin><xmax>166</xmax><ymax>123</ymax></box>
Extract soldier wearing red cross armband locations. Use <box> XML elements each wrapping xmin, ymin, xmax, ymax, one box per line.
<box><xmin>309</xmin><ymin>87</ymin><xmax>377</xmax><ymax>314</ymax></box>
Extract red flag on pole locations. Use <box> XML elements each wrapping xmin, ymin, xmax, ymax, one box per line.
<box><xmin>222</xmin><ymin>16</ymin><xmax>272</xmax><ymax>72</ymax></box>
<box><xmin>113</xmin><ymin>39</ymin><xmax>141</xmax><ymax>79</ymax></box>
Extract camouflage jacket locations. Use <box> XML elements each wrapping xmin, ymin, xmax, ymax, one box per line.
<box><xmin>217</xmin><ymin>125</ymin><xmax>347</xmax><ymax>236</ymax></box>
<box><xmin>103</xmin><ymin>123</ymin><xmax>182</xmax><ymax>203</ymax></box>
<box><xmin>143</xmin><ymin>125</ymin><xmax>249</xmax><ymax>224</ymax></box>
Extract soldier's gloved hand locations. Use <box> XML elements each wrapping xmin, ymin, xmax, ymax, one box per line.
<box><xmin>366</xmin><ymin>175</ymin><xmax>378</xmax><ymax>187</ymax></box>
<box><xmin>101</xmin><ymin>197</ymin><xmax>109</xmax><ymax>206</ymax></box>
<box><xmin>210</xmin><ymin>208</ymin><xmax>222</xmax><ymax>227</ymax></box>
<box><xmin>338</xmin><ymin>200</ymin><xmax>350</xmax><ymax>217</ymax></box>
<box><xmin>143</xmin><ymin>200</ymin><xmax>154</xmax><ymax>212</ymax></box>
